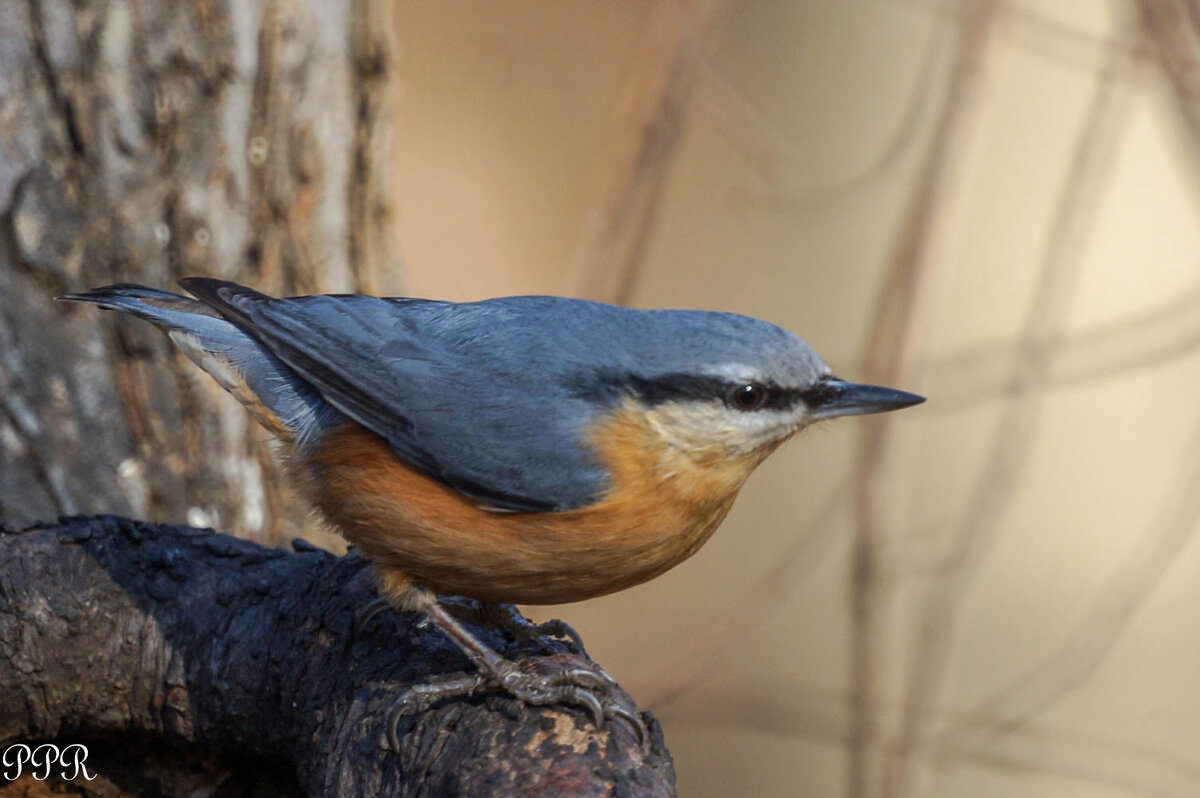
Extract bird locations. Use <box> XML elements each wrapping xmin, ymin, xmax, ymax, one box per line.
<box><xmin>59</xmin><ymin>278</ymin><xmax>924</xmax><ymax>746</ymax></box>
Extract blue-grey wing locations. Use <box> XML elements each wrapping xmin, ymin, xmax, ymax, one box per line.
<box><xmin>180</xmin><ymin>278</ymin><xmax>610</xmax><ymax>512</ymax></box>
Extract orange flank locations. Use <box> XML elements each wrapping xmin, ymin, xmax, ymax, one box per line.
<box><xmin>303</xmin><ymin>405</ymin><xmax>768</xmax><ymax>605</ymax></box>
<box><xmin>222</xmin><ymin>370</ymin><xmax>294</xmax><ymax>441</ymax></box>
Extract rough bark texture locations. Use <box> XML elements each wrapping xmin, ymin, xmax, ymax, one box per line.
<box><xmin>0</xmin><ymin>0</ymin><xmax>397</xmax><ymax>545</ymax></box>
<box><xmin>0</xmin><ymin>516</ymin><xmax>675</xmax><ymax>796</ymax></box>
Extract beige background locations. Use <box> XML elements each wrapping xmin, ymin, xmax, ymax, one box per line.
<box><xmin>391</xmin><ymin>1</ymin><xmax>1200</xmax><ymax>796</ymax></box>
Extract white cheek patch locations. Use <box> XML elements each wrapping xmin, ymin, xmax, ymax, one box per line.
<box><xmin>644</xmin><ymin>400</ymin><xmax>804</xmax><ymax>457</ymax></box>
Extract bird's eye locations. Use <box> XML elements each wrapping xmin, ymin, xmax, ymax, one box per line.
<box><xmin>727</xmin><ymin>383</ymin><xmax>768</xmax><ymax>411</ymax></box>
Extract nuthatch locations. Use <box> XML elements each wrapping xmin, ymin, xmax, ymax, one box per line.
<box><xmin>61</xmin><ymin>279</ymin><xmax>923</xmax><ymax>744</ymax></box>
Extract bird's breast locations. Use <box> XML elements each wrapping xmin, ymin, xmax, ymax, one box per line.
<box><xmin>301</xmin><ymin>405</ymin><xmax>764</xmax><ymax>604</ymax></box>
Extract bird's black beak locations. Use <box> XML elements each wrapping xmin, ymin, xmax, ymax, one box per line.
<box><xmin>803</xmin><ymin>377</ymin><xmax>925</xmax><ymax>420</ymax></box>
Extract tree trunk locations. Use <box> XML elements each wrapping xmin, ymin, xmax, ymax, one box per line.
<box><xmin>0</xmin><ymin>0</ymin><xmax>397</xmax><ymax>545</ymax></box>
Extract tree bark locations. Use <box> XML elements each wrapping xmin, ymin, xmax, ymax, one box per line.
<box><xmin>0</xmin><ymin>0</ymin><xmax>397</xmax><ymax>545</ymax></box>
<box><xmin>0</xmin><ymin>516</ymin><xmax>675</xmax><ymax>796</ymax></box>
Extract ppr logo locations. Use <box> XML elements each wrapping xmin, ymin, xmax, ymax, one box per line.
<box><xmin>2</xmin><ymin>744</ymin><xmax>96</xmax><ymax>781</ymax></box>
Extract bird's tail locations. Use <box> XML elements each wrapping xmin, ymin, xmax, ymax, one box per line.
<box><xmin>59</xmin><ymin>283</ymin><xmax>219</xmax><ymax>322</ymax></box>
<box><xmin>58</xmin><ymin>284</ymin><xmax>336</xmax><ymax>448</ymax></box>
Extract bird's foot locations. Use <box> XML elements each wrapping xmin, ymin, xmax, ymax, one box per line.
<box><xmin>361</xmin><ymin>585</ymin><xmax>644</xmax><ymax>750</ymax></box>
<box><xmin>480</xmin><ymin>602</ymin><xmax>590</xmax><ymax>657</ymax></box>
<box><xmin>386</xmin><ymin>655</ymin><xmax>642</xmax><ymax>751</ymax></box>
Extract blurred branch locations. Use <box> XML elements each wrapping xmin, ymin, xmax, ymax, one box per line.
<box><xmin>1137</xmin><ymin>0</ymin><xmax>1200</xmax><ymax>249</ymax></box>
<box><xmin>930</xmin><ymin>407</ymin><xmax>1200</xmax><ymax>769</ymax></box>
<box><xmin>902</xmin><ymin>0</ymin><xmax>1147</xmax><ymax>76</ymax></box>
<box><xmin>692</xmin><ymin>51</ymin><xmax>794</xmax><ymax>189</ymax></box>
<box><xmin>883</xmin><ymin>22</ymin><xmax>1138</xmax><ymax>798</ymax></box>
<box><xmin>665</xmin><ymin>683</ymin><xmax>1200</xmax><ymax>796</ymax></box>
<box><xmin>639</xmin><ymin>483</ymin><xmax>850</xmax><ymax>710</ymax></box>
<box><xmin>915</xmin><ymin>0</ymin><xmax>1200</xmax><ymax>762</ymax></box>
<box><xmin>565</xmin><ymin>0</ymin><xmax>728</xmax><ymax>305</ymax></box>
<box><xmin>1138</xmin><ymin>0</ymin><xmax>1200</xmax><ymax>160</ymax></box>
<box><xmin>850</xmin><ymin>2</ymin><xmax>1006</xmax><ymax>796</ymax></box>
<box><xmin>714</xmin><ymin>17</ymin><xmax>950</xmax><ymax>211</ymax></box>
<box><xmin>921</xmin><ymin>282</ymin><xmax>1200</xmax><ymax>412</ymax></box>
<box><xmin>721</xmin><ymin>0</ymin><xmax>1147</xmax><ymax>215</ymax></box>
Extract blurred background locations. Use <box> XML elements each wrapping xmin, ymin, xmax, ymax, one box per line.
<box><xmin>392</xmin><ymin>1</ymin><xmax>1200</xmax><ymax>796</ymax></box>
<box><xmin>5</xmin><ymin>0</ymin><xmax>1200</xmax><ymax>795</ymax></box>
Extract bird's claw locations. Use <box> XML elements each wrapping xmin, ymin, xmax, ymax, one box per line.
<box><xmin>386</xmin><ymin>660</ymin><xmax>644</xmax><ymax>750</ymax></box>
<box><xmin>605</xmin><ymin>704</ymin><xmax>645</xmax><ymax>747</ymax></box>
<box><xmin>525</xmin><ymin>617</ymin><xmax>589</xmax><ymax>656</ymax></box>
<box><xmin>386</xmin><ymin>672</ymin><xmax>488</xmax><ymax>750</ymax></box>
<box><xmin>352</xmin><ymin>596</ymin><xmax>395</xmax><ymax>638</ymax></box>
<box><xmin>540</xmin><ymin>680</ymin><xmax>643</xmax><ymax>745</ymax></box>
<box><xmin>483</xmin><ymin>603</ymin><xmax>591</xmax><ymax>657</ymax></box>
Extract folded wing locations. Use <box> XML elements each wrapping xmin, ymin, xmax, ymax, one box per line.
<box><xmin>181</xmin><ymin>278</ymin><xmax>609</xmax><ymax>513</ymax></box>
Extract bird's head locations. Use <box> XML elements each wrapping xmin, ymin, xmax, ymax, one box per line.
<box><xmin>578</xmin><ymin>309</ymin><xmax>924</xmax><ymax>466</ymax></box>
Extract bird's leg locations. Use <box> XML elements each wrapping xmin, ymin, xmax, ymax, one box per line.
<box><xmin>356</xmin><ymin>573</ymin><xmax>590</xmax><ymax>656</ymax></box>
<box><xmin>385</xmin><ymin>586</ymin><xmax>641</xmax><ymax>751</ymax></box>
<box><xmin>356</xmin><ymin>595</ymin><xmax>589</xmax><ymax>658</ymax></box>
<box><xmin>431</xmin><ymin>599</ymin><xmax>591</xmax><ymax>657</ymax></box>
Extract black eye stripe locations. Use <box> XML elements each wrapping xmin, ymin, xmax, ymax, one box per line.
<box><xmin>577</xmin><ymin>371</ymin><xmax>808</xmax><ymax>411</ymax></box>
<box><xmin>798</xmin><ymin>377</ymin><xmax>842</xmax><ymax>408</ymax></box>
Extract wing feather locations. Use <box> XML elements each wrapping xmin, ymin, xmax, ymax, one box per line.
<box><xmin>180</xmin><ymin>278</ymin><xmax>601</xmax><ymax>512</ymax></box>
